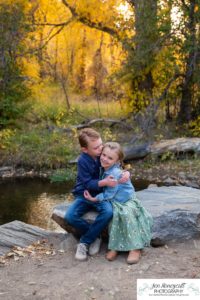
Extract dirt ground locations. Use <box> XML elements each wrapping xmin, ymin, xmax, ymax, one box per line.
<box><xmin>0</xmin><ymin>234</ymin><xmax>200</xmax><ymax>300</ymax></box>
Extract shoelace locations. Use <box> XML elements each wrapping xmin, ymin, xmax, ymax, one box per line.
<box><xmin>78</xmin><ymin>244</ymin><xmax>87</xmax><ymax>254</ymax></box>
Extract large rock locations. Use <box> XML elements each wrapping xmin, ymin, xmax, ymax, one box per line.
<box><xmin>51</xmin><ymin>186</ymin><xmax>200</xmax><ymax>246</ymax></box>
<box><xmin>0</xmin><ymin>220</ymin><xmax>67</xmax><ymax>256</ymax></box>
<box><xmin>137</xmin><ymin>186</ymin><xmax>200</xmax><ymax>246</ymax></box>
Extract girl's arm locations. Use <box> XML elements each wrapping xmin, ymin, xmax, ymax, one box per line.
<box><xmin>94</xmin><ymin>169</ymin><xmax>122</xmax><ymax>202</ymax></box>
<box><xmin>84</xmin><ymin>190</ymin><xmax>98</xmax><ymax>202</ymax></box>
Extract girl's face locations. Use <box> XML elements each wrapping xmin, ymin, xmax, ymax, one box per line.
<box><xmin>100</xmin><ymin>147</ymin><xmax>119</xmax><ymax>170</ymax></box>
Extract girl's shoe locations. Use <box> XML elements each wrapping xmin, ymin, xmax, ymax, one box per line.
<box><xmin>106</xmin><ymin>250</ymin><xmax>118</xmax><ymax>261</ymax></box>
<box><xmin>127</xmin><ymin>250</ymin><xmax>141</xmax><ymax>264</ymax></box>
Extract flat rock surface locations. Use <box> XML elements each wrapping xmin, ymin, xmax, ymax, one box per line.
<box><xmin>137</xmin><ymin>185</ymin><xmax>200</xmax><ymax>215</ymax></box>
<box><xmin>52</xmin><ymin>186</ymin><xmax>200</xmax><ymax>245</ymax></box>
<box><xmin>0</xmin><ymin>220</ymin><xmax>67</xmax><ymax>256</ymax></box>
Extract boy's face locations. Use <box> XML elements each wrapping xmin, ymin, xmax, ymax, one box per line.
<box><xmin>82</xmin><ymin>138</ymin><xmax>103</xmax><ymax>159</ymax></box>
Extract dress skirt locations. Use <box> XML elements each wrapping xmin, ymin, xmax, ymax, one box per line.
<box><xmin>108</xmin><ymin>195</ymin><xmax>153</xmax><ymax>251</ymax></box>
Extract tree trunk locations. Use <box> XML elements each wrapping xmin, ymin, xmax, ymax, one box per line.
<box><xmin>178</xmin><ymin>0</ymin><xmax>197</xmax><ymax>123</ymax></box>
<box><xmin>130</xmin><ymin>0</ymin><xmax>158</xmax><ymax>103</ymax></box>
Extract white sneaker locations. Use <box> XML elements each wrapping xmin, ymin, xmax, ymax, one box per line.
<box><xmin>89</xmin><ymin>238</ymin><xmax>102</xmax><ymax>256</ymax></box>
<box><xmin>75</xmin><ymin>243</ymin><xmax>88</xmax><ymax>261</ymax></box>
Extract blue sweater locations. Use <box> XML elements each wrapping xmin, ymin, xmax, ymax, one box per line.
<box><xmin>96</xmin><ymin>163</ymin><xmax>135</xmax><ymax>203</ymax></box>
<box><xmin>72</xmin><ymin>152</ymin><xmax>102</xmax><ymax>197</ymax></box>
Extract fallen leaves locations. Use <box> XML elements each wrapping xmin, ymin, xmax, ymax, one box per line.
<box><xmin>0</xmin><ymin>239</ymin><xmax>61</xmax><ymax>266</ymax></box>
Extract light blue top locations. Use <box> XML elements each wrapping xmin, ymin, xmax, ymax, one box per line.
<box><xmin>96</xmin><ymin>163</ymin><xmax>135</xmax><ymax>203</ymax></box>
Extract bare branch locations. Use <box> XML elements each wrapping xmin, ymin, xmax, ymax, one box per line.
<box><xmin>72</xmin><ymin>118</ymin><xmax>134</xmax><ymax>130</ymax></box>
<box><xmin>18</xmin><ymin>18</ymin><xmax>74</xmax><ymax>57</ymax></box>
<box><xmin>34</xmin><ymin>21</ymin><xmax>72</xmax><ymax>27</ymax></box>
<box><xmin>46</xmin><ymin>118</ymin><xmax>134</xmax><ymax>134</ymax></box>
<box><xmin>61</xmin><ymin>0</ymin><xmax>120</xmax><ymax>40</ymax></box>
<box><xmin>39</xmin><ymin>25</ymin><xmax>65</xmax><ymax>49</ymax></box>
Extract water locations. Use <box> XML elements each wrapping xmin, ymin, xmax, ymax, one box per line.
<box><xmin>0</xmin><ymin>178</ymin><xmax>151</xmax><ymax>231</ymax></box>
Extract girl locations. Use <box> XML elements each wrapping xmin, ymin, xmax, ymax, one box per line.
<box><xmin>84</xmin><ymin>142</ymin><xmax>153</xmax><ymax>264</ymax></box>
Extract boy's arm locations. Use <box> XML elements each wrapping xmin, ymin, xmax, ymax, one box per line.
<box><xmin>118</xmin><ymin>170</ymin><xmax>130</xmax><ymax>184</ymax></box>
<box><xmin>78</xmin><ymin>160</ymin><xmax>118</xmax><ymax>191</ymax></box>
<box><xmin>78</xmin><ymin>160</ymin><xmax>101</xmax><ymax>192</ymax></box>
<box><xmin>98</xmin><ymin>176</ymin><xmax>118</xmax><ymax>188</ymax></box>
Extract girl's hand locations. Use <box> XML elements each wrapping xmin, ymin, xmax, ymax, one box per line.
<box><xmin>84</xmin><ymin>190</ymin><xmax>97</xmax><ymax>202</ymax></box>
<box><xmin>118</xmin><ymin>171</ymin><xmax>130</xmax><ymax>184</ymax></box>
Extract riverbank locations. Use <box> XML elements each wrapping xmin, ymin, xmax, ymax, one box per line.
<box><xmin>1</xmin><ymin>157</ymin><xmax>200</xmax><ymax>189</ymax></box>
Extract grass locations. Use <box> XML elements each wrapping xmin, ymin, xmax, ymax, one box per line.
<box><xmin>0</xmin><ymin>84</ymin><xmax>127</xmax><ymax>170</ymax></box>
<box><xmin>31</xmin><ymin>83</ymin><xmax>128</xmax><ymax>124</ymax></box>
<box><xmin>0</xmin><ymin>83</ymin><xmax>198</xmax><ymax>174</ymax></box>
<box><xmin>0</xmin><ymin>127</ymin><xmax>77</xmax><ymax>168</ymax></box>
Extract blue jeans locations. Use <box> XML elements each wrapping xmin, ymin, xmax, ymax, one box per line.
<box><xmin>64</xmin><ymin>196</ymin><xmax>113</xmax><ymax>245</ymax></box>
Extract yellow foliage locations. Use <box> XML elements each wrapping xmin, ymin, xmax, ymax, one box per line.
<box><xmin>189</xmin><ymin>117</ymin><xmax>200</xmax><ymax>137</ymax></box>
<box><xmin>22</xmin><ymin>57</ymin><xmax>40</xmax><ymax>80</ymax></box>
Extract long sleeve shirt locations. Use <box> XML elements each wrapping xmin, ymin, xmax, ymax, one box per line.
<box><xmin>95</xmin><ymin>163</ymin><xmax>135</xmax><ymax>203</ymax></box>
<box><xmin>72</xmin><ymin>152</ymin><xmax>102</xmax><ymax>197</ymax></box>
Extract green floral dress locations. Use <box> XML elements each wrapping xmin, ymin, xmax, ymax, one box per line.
<box><xmin>108</xmin><ymin>195</ymin><xmax>153</xmax><ymax>251</ymax></box>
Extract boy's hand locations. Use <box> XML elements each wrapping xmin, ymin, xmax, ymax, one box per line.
<box><xmin>84</xmin><ymin>190</ymin><xmax>97</xmax><ymax>202</ymax></box>
<box><xmin>100</xmin><ymin>175</ymin><xmax>118</xmax><ymax>187</ymax></box>
<box><xmin>118</xmin><ymin>171</ymin><xmax>130</xmax><ymax>184</ymax></box>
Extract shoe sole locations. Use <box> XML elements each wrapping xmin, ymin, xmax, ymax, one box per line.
<box><xmin>75</xmin><ymin>257</ymin><xmax>88</xmax><ymax>261</ymax></box>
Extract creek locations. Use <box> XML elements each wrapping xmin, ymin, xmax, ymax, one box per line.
<box><xmin>0</xmin><ymin>178</ymin><xmax>152</xmax><ymax>230</ymax></box>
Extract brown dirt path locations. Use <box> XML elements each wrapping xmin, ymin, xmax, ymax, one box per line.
<box><xmin>0</xmin><ymin>238</ymin><xmax>200</xmax><ymax>300</ymax></box>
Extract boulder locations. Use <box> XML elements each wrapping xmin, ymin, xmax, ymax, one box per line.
<box><xmin>0</xmin><ymin>220</ymin><xmax>67</xmax><ymax>256</ymax></box>
<box><xmin>51</xmin><ymin>186</ymin><xmax>200</xmax><ymax>247</ymax></box>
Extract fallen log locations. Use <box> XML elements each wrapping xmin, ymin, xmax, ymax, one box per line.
<box><xmin>123</xmin><ymin>143</ymin><xmax>150</xmax><ymax>160</ymax></box>
<box><xmin>122</xmin><ymin>137</ymin><xmax>200</xmax><ymax>161</ymax></box>
<box><xmin>150</xmin><ymin>137</ymin><xmax>200</xmax><ymax>155</ymax></box>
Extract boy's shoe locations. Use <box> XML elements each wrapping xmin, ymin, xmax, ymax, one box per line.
<box><xmin>88</xmin><ymin>238</ymin><xmax>102</xmax><ymax>256</ymax></box>
<box><xmin>127</xmin><ymin>250</ymin><xmax>141</xmax><ymax>264</ymax></box>
<box><xmin>106</xmin><ymin>250</ymin><xmax>118</xmax><ymax>261</ymax></box>
<box><xmin>75</xmin><ymin>243</ymin><xmax>88</xmax><ymax>261</ymax></box>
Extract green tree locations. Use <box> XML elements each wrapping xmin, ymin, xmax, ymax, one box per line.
<box><xmin>0</xmin><ymin>0</ymin><xmax>31</xmax><ymax>128</ymax></box>
<box><xmin>178</xmin><ymin>0</ymin><xmax>200</xmax><ymax>122</ymax></box>
<box><xmin>126</xmin><ymin>0</ymin><xmax>159</xmax><ymax>110</ymax></box>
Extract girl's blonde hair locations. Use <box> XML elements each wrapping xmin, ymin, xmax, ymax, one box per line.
<box><xmin>103</xmin><ymin>142</ymin><xmax>124</xmax><ymax>165</ymax></box>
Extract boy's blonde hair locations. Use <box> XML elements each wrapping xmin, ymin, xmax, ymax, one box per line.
<box><xmin>78</xmin><ymin>128</ymin><xmax>101</xmax><ymax>148</ymax></box>
<box><xmin>103</xmin><ymin>142</ymin><xmax>124</xmax><ymax>165</ymax></box>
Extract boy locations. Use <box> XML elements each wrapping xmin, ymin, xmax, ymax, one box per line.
<box><xmin>65</xmin><ymin>128</ymin><xmax>129</xmax><ymax>261</ymax></box>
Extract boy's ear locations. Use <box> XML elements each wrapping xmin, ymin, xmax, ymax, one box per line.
<box><xmin>81</xmin><ymin>147</ymin><xmax>88</xmax><ymax>153</ymax></box>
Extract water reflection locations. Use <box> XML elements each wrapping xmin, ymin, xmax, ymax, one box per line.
<box><xmin>0</xmin><ymin>178</ymin><xmax>73</xmax><ymax>230</ymax></box>
<box><xmin>27</xmin><ymin>193</ymin><xmax>73</xmax><ymax>231</ymax></box>
<box><xmin>0</xmin><ymin>178</ymin><xmax>151</xmax><ymax>231</ymax></box>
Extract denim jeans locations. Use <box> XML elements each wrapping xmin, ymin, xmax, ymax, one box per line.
<box><xmin>64</xmin><ymin>196</ymin><xmax>113</xmax><ymax>245</ymax></box>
